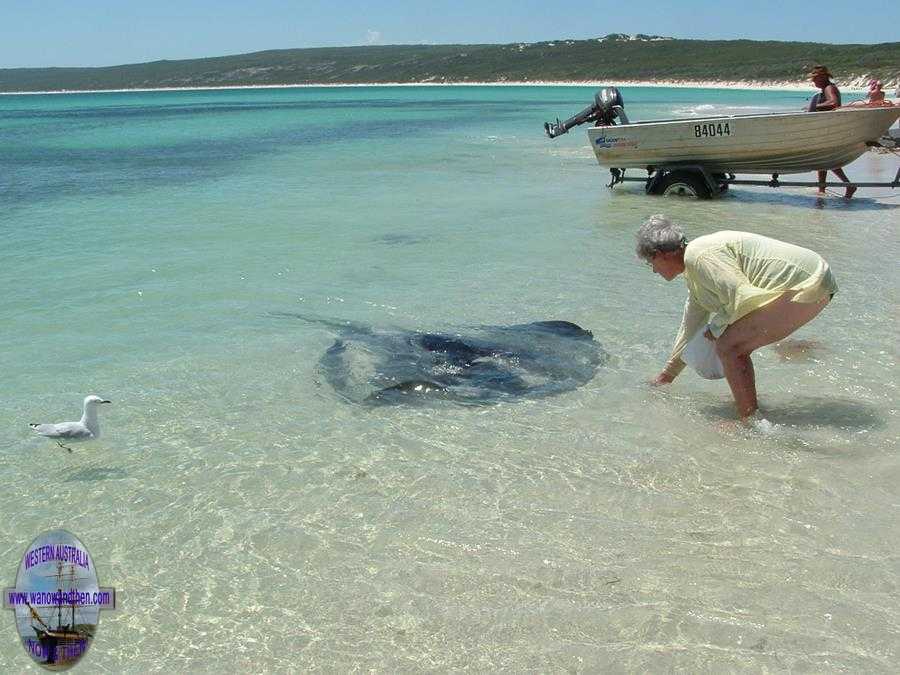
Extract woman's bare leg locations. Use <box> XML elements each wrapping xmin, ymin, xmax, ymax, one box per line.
<box><xmin>720</xmin><ymin>353</ymin><xmax>758</xmax><ymax>417</ymax></box>
<box><xmin>715</xmin><ymin>292</ymin><xmax>830</xmax><ymax>418</ymax></box>
<box><xmin>816</xmin><ymin>170</ymin><xmax>827</xmax><ymax>194</ymax></box>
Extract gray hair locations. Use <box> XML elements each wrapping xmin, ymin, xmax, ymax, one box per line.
<box><xmin>636</xmin><ymin>214</ymin><xmax>687</xmax><ymax>260</ymax></box>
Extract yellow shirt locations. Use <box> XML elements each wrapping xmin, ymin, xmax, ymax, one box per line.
<box><xmin>663</xmin><ymin>231</ymin><xmax>837</xmax><ymax>378</ymax></box>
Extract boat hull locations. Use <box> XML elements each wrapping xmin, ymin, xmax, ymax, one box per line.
<box><xmin>587</xmin><ymin>107</ymin><xmax>900</xmax><ymax>174</ymax></box>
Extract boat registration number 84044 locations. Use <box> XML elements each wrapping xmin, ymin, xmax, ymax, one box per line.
<box><xmin>694</xmin><ymin>122</ymin><xmax>732</xmax><ymax>138</ymax></box>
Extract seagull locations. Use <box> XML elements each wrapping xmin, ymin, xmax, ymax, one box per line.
<box><xmin>30</xmin><ymin>395</ymin><xmax>111</xmax><ymax>452</ymax></box>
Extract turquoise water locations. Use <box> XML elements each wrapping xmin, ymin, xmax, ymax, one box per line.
<box><xmin>1</xmin><ymin>86</ymin><xmax>897</xmax><ymax>671</ymax></box>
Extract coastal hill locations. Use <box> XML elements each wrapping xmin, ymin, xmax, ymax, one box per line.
<box><xmin>1</xmin><ymin>34</ymin><xmax>898</xmax><ymax>92</ymax></box>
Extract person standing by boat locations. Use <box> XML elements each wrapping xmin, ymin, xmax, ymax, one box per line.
<box><xmin>847</xmin><ymin>80</ymin><xmax>894</xmax><ymax>107</ymax></box>
<box><xmin>865</xmin><ymin>80</ymin><xmax>887</xmax><ymax>105</ymax></box>
<box><xmin>808</xmin><ymin>65</ymin><xmax>856</xmax><ymax>198</ymax></box>
<box><xmin>638</xmin><ymin>215</ymin><xmax>837</xmax><ymax>421</ymax></box>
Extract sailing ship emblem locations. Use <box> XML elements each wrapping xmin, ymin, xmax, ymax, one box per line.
<box><xmin>4</xmin><ymin>529</ymin><xmax>116</xmax><ymax>670</ymax></box>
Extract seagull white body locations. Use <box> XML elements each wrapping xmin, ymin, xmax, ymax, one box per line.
<box><xmin>30</xmin><ymin>395</ymin><xmax>111</xmax><ymax>451</ymax></box>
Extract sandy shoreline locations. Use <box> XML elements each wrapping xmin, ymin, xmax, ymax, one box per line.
<box><xmin>0</xmin><ymin>79</ymin><xmax>871</xmax><ymax>96</ymax></box>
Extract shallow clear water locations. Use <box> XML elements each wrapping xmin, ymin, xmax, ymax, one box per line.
<box><xmin>0</xmin><ymin>86</ymin><xmax>897</xmax><ymax>671</ymax></box>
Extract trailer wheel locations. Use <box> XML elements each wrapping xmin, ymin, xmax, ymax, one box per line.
<box><xmin>655</xmin><ymin>171</ymin><xmax>712</xmax><ymax>199</ymax></box>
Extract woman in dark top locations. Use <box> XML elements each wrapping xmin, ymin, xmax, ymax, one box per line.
<box><xmin>809</xmin><ymin>65</ymin><xmax>856</xmax><ymax>199</ymax></box>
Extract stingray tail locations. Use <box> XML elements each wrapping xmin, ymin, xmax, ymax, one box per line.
<box><xmin>267</xmin><ymin>312</ymin><xmax>373</xmax><ymax>335</ymax></box>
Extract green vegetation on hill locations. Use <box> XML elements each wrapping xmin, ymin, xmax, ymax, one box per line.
<box><xmin>1</xmin><ymin>35</ymin><xmax>898</xmax><ymax>92</ymax></box>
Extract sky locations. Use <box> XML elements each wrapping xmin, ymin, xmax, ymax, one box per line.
<box><xmin>2</xmin><ymin>0</ymin><xmax>898</xmax><ymax>68</ymax></box>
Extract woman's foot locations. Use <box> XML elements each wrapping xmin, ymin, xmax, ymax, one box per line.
<box><xmin>844</xmin><ymin>185</ymin><xmax>857</xmax><ymax>199</ymax></box>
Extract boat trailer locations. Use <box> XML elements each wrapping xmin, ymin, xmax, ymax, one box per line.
<box><xmin>607</xmin><ymin>148</ymin><xmax>900</xmax><ymax>199</ymax></box>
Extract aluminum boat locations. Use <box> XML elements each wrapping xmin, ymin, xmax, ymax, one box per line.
<box><xmin>585</xmin><ymin>106</ymin><xmax>900</xmax><ymax>174</ymax></box>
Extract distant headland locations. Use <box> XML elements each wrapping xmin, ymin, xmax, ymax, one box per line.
<box><xmin>1</xmin><ymin>34</ymin><xmax>897</xmax><ymax>94</ymax></box>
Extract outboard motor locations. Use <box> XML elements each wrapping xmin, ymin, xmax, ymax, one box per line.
<box><xmin>544</xmin><ymin>87</ymin><xmax>628</xmax><ymax>138</ymax></box>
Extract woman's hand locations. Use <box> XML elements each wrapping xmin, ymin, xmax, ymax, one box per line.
<box><xmin>652</xmin><ymin>372</ymin><xmax>675</xmax><ymax>386</ymax></box>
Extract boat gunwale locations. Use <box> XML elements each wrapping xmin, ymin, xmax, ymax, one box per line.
<box><xmin>591</xmin><ymin>106</ymin><xmax>900</xmax><ymax>129</ymax></box>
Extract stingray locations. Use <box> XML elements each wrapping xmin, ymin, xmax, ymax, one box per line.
<box><xmin>279</xmin><ymin>315</ymin><xmax>606</xmax><ymax>405</ymax></box>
